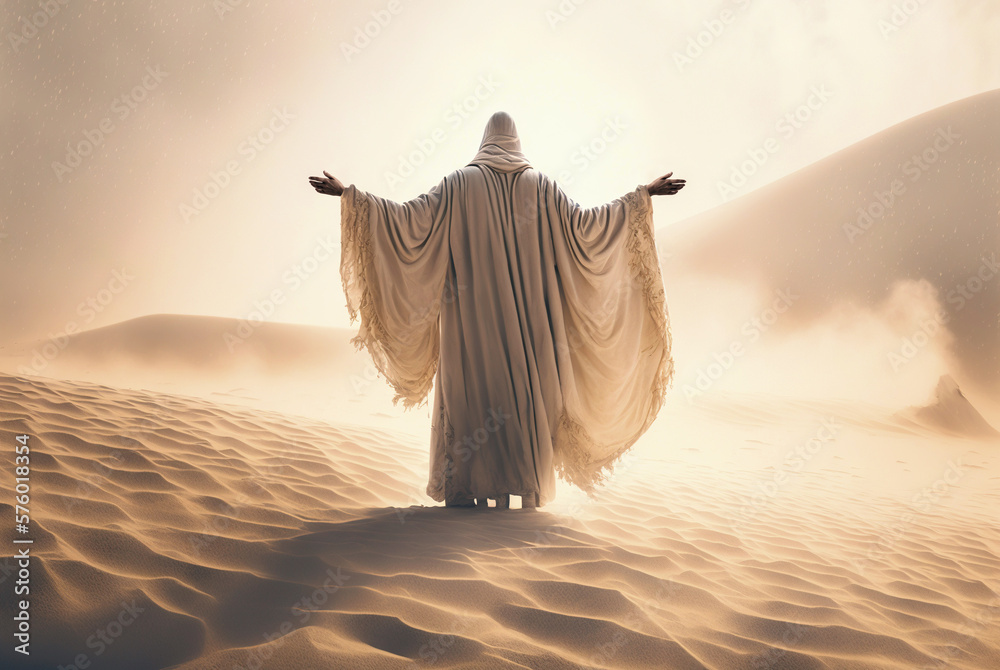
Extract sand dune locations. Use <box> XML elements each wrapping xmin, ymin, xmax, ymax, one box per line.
<box><xmin>2</xmin><ymin>373</ymin><xmax>998</xmax><ymax>669</ymax></box>
<box><xmin>0</xmin><ymin>313</ymin><xmax>366</xmax><ymax>385</ymax></box>
<box><xmin>657</xmin><ymin>88</ymin><xmax>1000</xmax><ymax>407</ymax></box>
<box><xmin>22</xmin><ymin>313</ymin><xmax>360</xmax><ymax>372</ymax></box>
<box><xmin>0</xmin><ymin>314</ymin><xmax>428</xmax><ymax>434</ymax></box>
<box><xmin>900</xmin><ymin>375</ymin><xmax>1000</xmax><ymax>439</ymax></box>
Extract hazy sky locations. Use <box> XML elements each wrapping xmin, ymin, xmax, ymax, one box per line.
<box><xmin>2</xmin><ymin>0</ymin><xmax>999</xmax><ymax>342</ymax></box>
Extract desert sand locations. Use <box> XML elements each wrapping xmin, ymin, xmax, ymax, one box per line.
<box><xmin>0</xmin><ymin>367</ymin><xmax>998</xmax><ymax>669</ymax></box>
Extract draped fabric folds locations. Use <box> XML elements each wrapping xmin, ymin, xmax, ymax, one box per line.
<box><xmin>339</xmin><ymin>113</ymin><xmax>673</xmax><ymax>506</ymax></box>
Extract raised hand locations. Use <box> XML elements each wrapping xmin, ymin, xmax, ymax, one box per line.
<box><xmin>308</xmin><ymin>170</ymin><xmax>345</xmax><ymax>197</ymax></box>
<box><xmin>646</xmin><ymin>172</ymin><xmax>686</xmax><ymax>196</ymax></box>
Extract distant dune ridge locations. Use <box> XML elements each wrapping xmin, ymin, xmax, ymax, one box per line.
<box><xmin>3</xmin><ymin>313</ymin><xmax>362</xmax><ymax>375</ymax></box>
<box><xmin>0</xmin><ymin>314</ymin><xmax>411</xmax><ymax>429</ymax></box>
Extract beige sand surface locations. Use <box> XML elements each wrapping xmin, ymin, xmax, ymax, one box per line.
<box><xmin>1</xmin><ymin>372</ymin><xmax>997</xmax><ymax>669</ymax></box>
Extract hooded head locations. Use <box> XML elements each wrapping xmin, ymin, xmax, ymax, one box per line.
<box><xmin>468</xmin><ymin>111</ymin><xmax>532</xmax><ymax>174</ymax></box>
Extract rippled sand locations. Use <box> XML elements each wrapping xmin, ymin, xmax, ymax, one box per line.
<box><xmin>1</xmin><ymin>373</ymin><xmax>998</xmax><ymax>669</ymax></box>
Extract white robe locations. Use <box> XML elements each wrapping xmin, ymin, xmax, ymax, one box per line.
<box><xmin>339</xmin><ymin>119</ymin><xmax>673</xmax><ymax>506</ymax></box>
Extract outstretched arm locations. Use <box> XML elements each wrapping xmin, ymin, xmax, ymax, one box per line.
<box><xmin>646</xmin><ymin>172</ymin><xmax>686</xmax><ymax>196</ymax></box>
<box><xmin>308</xmin><ymin>170</ymin><xmax>345</xmax><ymax>196</ymax></box>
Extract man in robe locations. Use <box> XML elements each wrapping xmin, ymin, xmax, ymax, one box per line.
<box><xmin>309</xmin><ymin>111</ymin><xmax>684</xmax><ymax>509</ymax></box>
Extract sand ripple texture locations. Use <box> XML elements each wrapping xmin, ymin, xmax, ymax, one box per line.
<box><xmin>1</xmin><ymin>374</ymin><xmax>998</xmax><ymax>669</ymax></box>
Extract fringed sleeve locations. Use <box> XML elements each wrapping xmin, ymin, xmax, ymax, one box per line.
<box><xmin>339</xmin><ymin>181</ymin><xmax>452</xmax><ymax>409</ymax></box>
<box><xmin>545</xmin><ymin>180</ymin><xmax>674</xmax><ymax>492</ymax></box>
